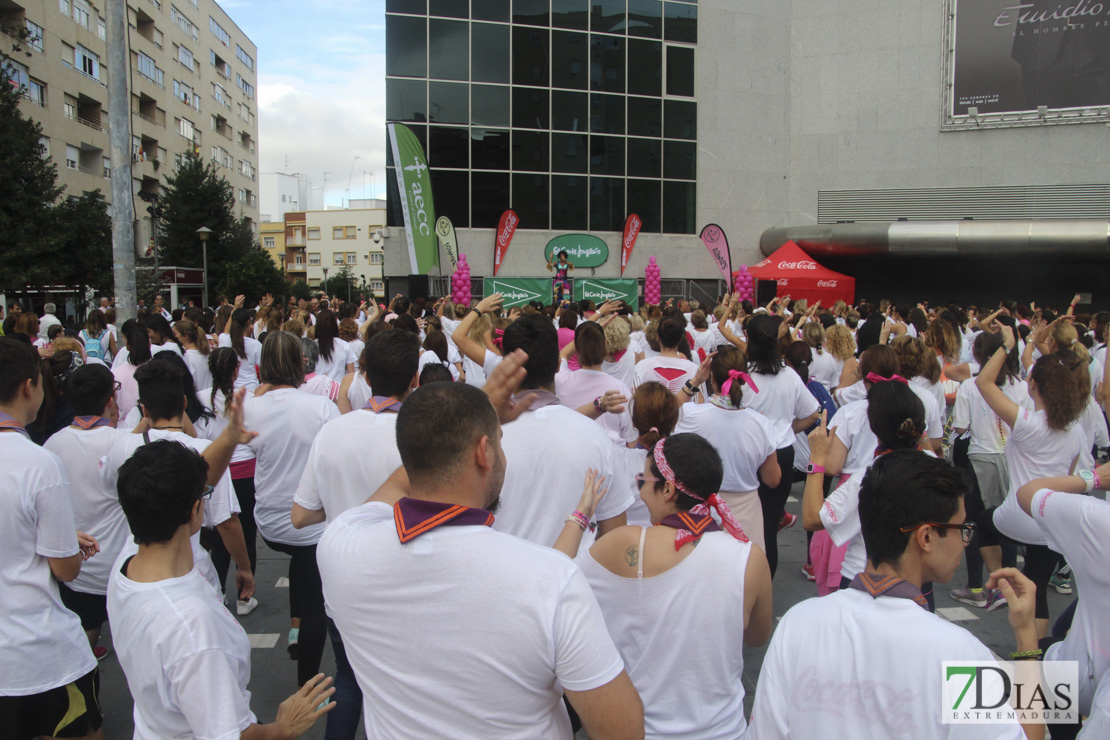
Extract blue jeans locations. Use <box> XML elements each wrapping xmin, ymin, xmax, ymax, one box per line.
<box><xmin>324</xmin><ymin>619</ymin><xmax>364</xmax><ymax>740</ymax></box>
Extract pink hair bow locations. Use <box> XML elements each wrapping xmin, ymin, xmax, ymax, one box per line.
<box><xmin>865</xmin><ymin>372</ymin><xmax>908</xmax><ymax>385</ymax></box>
<box><xmin>492</xmin><ymin>328</ymin><xmax>505</xmax><ymax>350</ymax></box>
<box><xmin>720</xmin><ymin>369</ymin><xmax>758</xmax><ymax>397</ymax></box>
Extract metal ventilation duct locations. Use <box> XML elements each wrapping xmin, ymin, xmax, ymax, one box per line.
<box><xmin>759</xmin><ymin>220</ymin><xmax>1110</xmax><ymax>260</ymax></box>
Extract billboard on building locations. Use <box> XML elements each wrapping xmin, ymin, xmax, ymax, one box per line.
<box><xmin>949</xmin><ymin>1</ymin><xmax>1110</xmax><ymax>121</ymax></box>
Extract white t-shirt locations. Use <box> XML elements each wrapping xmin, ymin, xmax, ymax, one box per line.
<box><xmin>831</xmin><ymin>400</ymin><xmax>874</xmax><ymax>477</ymax></box>
<box><xmin>418</xmin><ymin>349</ymin><xmax>460</xmax><ymax>381</ymax></box>
<box><xmin>0</xmin><ymin>434</ymin><xmax>97</xmax><ymax>696</ymax></box>
<box><xmin>744</xmin><ymin>369</ymin><xmax>821</xmax><ymax>449</ymax></box>
<box><xmin>43</xmin><ymin>425</ymin><xmax>133</xmax><ymax>595</ymax></box>
<box><xmin>1032</xmin><ymin>489</ymin><xmax>1110</xmax><ymax>715</ymax></box>
<box><xmin>199</xmin><ymin>389</ymin><xmax>256</xmax><ymax>464</ymax></box>
<box><xmin>1079</xmin><ymin>674</ymin><xmax>1110</xmax><ymax>738</ymax></box>
<box><xmin>317</xmin><ymin>502</ymin><xmax>625</xmax><ymax>740</ymax></box>
<box><xmin>294</xmin><ymin>409</ymin><xmax>402</xmax><ymax>523</ymax></box>
<box><xmin>315</xmin><ymin>337</ymin><xmax>355</xmax><ymax>382</ymax></box>
<box><xmin>245</xmin><ymin>388</ymin><xmax>340</xmax><ymax>546</ymax></box>
<box><xmin>107</xmin><ymin>559</ymin><xmax>256</xmax><ymax>739</ymax></box>
<box><xmin>819</xmin><ymin>459</ymin><xmax>874</xmax><ymax>582</ymax></box>
<box><xmin>183</xmin><ymin>348</ymin><xmax>212</xmax><ymax>392</ymax></box>
<box><xmin>1075</xmin><ymin>398</ymin><xmax>1110</xmax><ymax>472</ymax></box>
<box><xmin>689</xmin><ymin>328</ymin><xmax>718</xmax><ymax>360</ymax></box>
<box><xmin>749</xmin><ymin>589</ymin><xmax>1025</xmax><ymax>740</ymax></box>
<box><xmin>151</xmin><ymin>341</ymin><xmax>183</xmax><ymax>358</ymax></box>
<box><xmin>612</xmin><ymin>444</ymin><xmax>651</xmax><ymax>526</ymax></box>
<box><xmin>499</xmin><ymin>404</ymin><xmax>633</xmax><ymax>553</ymax></box>
<box><xmin>994</xmin><ymin>408</ymin><xmax>1084</xmax><ymax>545</ymax></box>
<box><xmin>834</xmin><ymin>379</ymin><xmax>867</xmax><ymax>407</ymax></box>
<box><xmin>346</xmin><ymin>372</ymin><xmax>373</xmax><ymax>411</ymax></box>
<box><xmin>601</xmin><ymin>348</ymin><xmax>636</xmax><ymax>389</ymax></box>
<box><xmin>952</xmin><ymin>377</ymin><xmax>1030</xmax><ymax>455</ymax></box>
<box><xmin>555</xmin><ymin>368</ymin><xmax>635</xmax><ymax>444</ymax></box>
<box><xmin>675</xmin><ymin>403</ymin><xmax>777</xmax><ymax>492</ymax></box>
<box><xmin>578</xmin><ymin>532</ymin><xmax>752</xmax><ymax>739</ymax></box>
<box><xmin>910</xmin><ymin>375</ymin><xmax>946</xmax><ymax>422</ymax></box>
<box><xmin>633</xmin><ymin>354</ymin><xmax>699</xmax><ymax>394</ymax></box>
<box><xmin>217</xmin><ymin>334</ymin><xmax>262</xmax><ymax>391</ymax></box>
<box><xmin>809</xmin><ymin>349</ymin><xmax>838</xmax><ymax>390</ymax></box>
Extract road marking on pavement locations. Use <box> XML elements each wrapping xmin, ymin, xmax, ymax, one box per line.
<box><xmin>275</xmin><ymin>577</ymin><xmax>289</xmax><ymax>588</ymax></box>
<box><xmin>248</xmin><ymin>633</ymin><xmax>280</xmax><ymax>649</ymax></box>
<box><xmin>937</xmin><ymin>607</ymin><xmax>979</xmax><ymax>622</ymax></box>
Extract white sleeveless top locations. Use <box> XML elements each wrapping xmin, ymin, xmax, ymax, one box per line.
<box><xmin>577</xmin><ymin>531</ymin><xmax>752</xmax><ymax>739</ymax></box>
<box><xmin>347</xmin><ymin>372</ymin><xmax>372</xmax><ymax>411</ymax></box>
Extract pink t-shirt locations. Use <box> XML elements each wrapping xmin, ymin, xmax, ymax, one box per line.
<box><xmin>554</xmin><ymin>368</ymin><xmax>634</xmax><ymax>444</ymax></box>
<box><xmin>557</xmin><ymin>327</ymin><xmax>580</xmax><ymax>371</ymax></box>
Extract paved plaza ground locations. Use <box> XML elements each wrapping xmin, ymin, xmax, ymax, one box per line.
<box><xmin>96</xmin><ymin>479</ymin><xmax>1075</xmax><ymax>738</ymax></box>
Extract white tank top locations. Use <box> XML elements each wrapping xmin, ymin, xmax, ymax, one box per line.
<box><xmin>577</xmin><ymin>531</ymin><xmax>752</xmax><ymax>739</ymax></box>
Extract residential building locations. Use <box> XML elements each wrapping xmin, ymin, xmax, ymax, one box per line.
<box><xmin>2</xmin><ymin>0</ymin><xmax>259</xmax><ymax>253</ymax></box>
<box><xmin>279</xmin><ymin>208</ymin><xmax>387</xmax><ymax>299</ymax></box>
<box><xmin>260</xmin><ymin>219</ymin><xmax>284</xmax><ymax>269</ymax></box>
<box><xmin>260</xmin><ymin>171</ymin><xmax>321</xmax><ymax>222</ymax></box>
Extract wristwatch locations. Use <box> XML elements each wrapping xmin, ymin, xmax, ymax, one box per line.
<box><xmin>807</xmin><ymin>464</ymin><xmax>826</xmax><ymax>475</ymax></box>
<box><xmin>1078</xmin><ymin>469</ymin><xmax>1095</xmax><ymax>493</ymax></box>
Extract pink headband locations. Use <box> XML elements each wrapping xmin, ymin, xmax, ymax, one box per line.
<box><xmin>865</xmin><ymin>372</ymin><xmax>908</xmax><ymax>386</ymax></box>
<box><xmin>653</xmin><ymin>440</ymin><xmax>749</xmax><ymax>544</ymax></box>
<box><xmin>492</xmin><ymin>328</ymin><xmax>504</xmax><ymax>349</ymax></box>
<box><xmin>720</xmin><ymin>369</ymin><xmax>759</xmax><ymax>397</ymax></box>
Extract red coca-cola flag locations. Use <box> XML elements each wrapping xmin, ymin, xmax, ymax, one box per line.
<box><xmin>494</xmin><ymin>209</ymin><xmax>519</xmax><ymax>277</ymax></box>
<box><xmin>620</xmin><ymin>213</ymin><xmax>642</xmax><ymax>277</ymax></box>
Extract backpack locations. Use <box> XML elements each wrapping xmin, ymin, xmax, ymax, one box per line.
<box><xmin>81</xmin><ymin>329</ymin><xmax>109</xmax><ymax>361</ymax></box>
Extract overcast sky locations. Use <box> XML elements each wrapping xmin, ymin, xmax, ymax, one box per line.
<box><xmin>224</xmin><ymin>0</ymin><xmax>388</xmax><ymax>207</ymax></box>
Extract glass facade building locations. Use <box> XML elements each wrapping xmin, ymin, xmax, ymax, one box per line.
<box><xmin>385</xmin><ymin>0</ymin><xmax>698</xmax><ymax>234</ymax></box>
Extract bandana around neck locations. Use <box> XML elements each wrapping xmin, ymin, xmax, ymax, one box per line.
<box><xmin>364</xmin><ymin>396</ymin><xmax>403</xmax><ymax>413</ymax></box>
<box><xmin>511</xmin><ymin>389</ymin><xmax>561</xmax><ymax>411</ymax></box>
<box><xmin>848</xmin><ymin>572</ymin><xmax>929</xmax><ymax>610</ymax></box>
<box><xmin>652</xmin><ymin>439</ymin><xmax>749</xmax><ymax>549</ymax></box>
<box><xmin>657</xmin><ymin>511</ymin><xmax>721</xmax><ymax>550</ymax></box>
<box><xmin>393</xmin><ymin>498</ymin><xmax>494</xmax><ymax>543</ymax></box>
<box><xmin>0</xmin><ymin>411</ymin><xmax>30</xmax><ymax>440</ymax></box>
<box><xmin>71</xmin><ymin>415</ymin><xmax>113</xmax><ymax>430</ymax></box>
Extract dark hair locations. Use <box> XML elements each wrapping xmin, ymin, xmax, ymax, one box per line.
<box><xmin>855</xmin><ymin>316</ymin><xmax>884</xmax><ymax>356</ymax></box>
<box><xmin>392</xmin><ymin>313</ymin><xmax>419</xmax><ymax>336</ymax></box>
<box><xmin>228</xmin><ymin>308</ymin><xmax>252</xmax><ymax>359</ymax></box>
<box><xmin>867</xmin><ymin>381</ymin><xmax>925</xmax><ymax>451</ymax></box>
<box><xmin>396</xmin><ymin>382</ymin><xmax>499</xmax><ymax>486</ymax></box>
<box><xmin>125</xmin><ymin>322</ymin><xmax>152</xmax><ymax>365</ymax></box>
<box><xmin>647</xmin><ymin>434</ymin><xmax>724</xmax><ymax>512</ymax></box>
<box><xmin>316</xmin><ymin>309</ymin><xmax>339</xmax><ymax>362</ymax></box>
<box><xmin>859</xmin><ymin>449</ymin><xmax>967</xmax><ymax>568</ymax></box>
<box><xmin>422</xmin><ymin>329</ymin><xmax>449</xmax><ymax>364</ymax></box>
<box><xmin>260</xmin><ymin>331</ymin><xmax>306</xmax><ymax>388</ymax></box>
<box><xmin>858</xmin><ymin>344</ymin><xmax>900</xmax><ymax>384</ymax></box>
<box><xmin>558</xmin><ymin>307</ymin><xmax>578</xmax><ymax>330</ymax></box>
<box><xmin>745</xmin><ymin>314</ymin><xmax>782</xmax><ymax>375</ymax></box>
<box><xmin>972</xmin><ymin>332</ymin><xmax>1020</xmax><ymax>387</ymax></box>
<box><xmin>0</xmin><ymin>337</ymin><xmax>41</xmax><ymax>404</ymax></box>
<box><xmin>135</xmin><ymin>359</ymin><xmax>186</xmax><ymax>422</ymax></box>
<box><xmin>783</xmin><ymin>340</ymin><xmax>812</xmax><ymax>384</ymax></box>
<box><xmin>501</xmin><ymin>314</ymin><xmax>559</xmax><ymax>390</ymax></box>
<box><xmin>66</xmin><ymin>364</ymin><xmax>115</xmax><ymax>416</ymax></box>
<box><xmin>907</xmin><ymin>307</ymin><xmax>929</xmax><ymax>335</ymax></box>
<box><xmin>1030</xmin><ymin>350</ymin><xmax>1088</xmax><ymax>431</ymax></box>
<box><xmin>145</xmin><ymin>314</ymin><xmax>179</xmax><ymax>349</ymax></box>
<box><xmin>574</xmin><ymin>321</ymin><xmax>606</xmax><ymax>367</ymax></box>
<box><xmin>208</xmin><ymin>347</ymin><xmax>239</xmax><ymax>415</ymax></box>
<box><xmin>393</xmin><ymin>296</ymin><xmax>411</xmax><ymax>316</ymax></box>
<box><xmin>152</xmin><ymin>351</ymin><xmax>213</xmax><ymax>424</ymax></box>
<box><xmin>366</xmin><ymin>329</ymin><xmax>420</xmax><ymax>399</ymax></box>
<box><xmin>631</xmin><ymin>381</ymin><xmax>678</xmax><ymax>449</ymax></box>
<box><xmin>85</xmin><ymin>308</ymin><xmax>107</xmax><ymax>335</ymax></box>
<box><xmin>419</xmin><ymin>363</ymin><xmax>454</xmax><ymax>386</ymax></box>
<box><xmin>558</xmin><ymin>250</ymin><xmax>568</xmax><ymax>259</ymax></box>
<box><xmin>709</xmin><ymin>345</ymin><xmax>750</xmax><ymax>407</ymax></box>
<box><xmin>657</xmin><ymin>317</ymin><xmax>685</xmax><ymax>350</ymax></box>
<box><xmin>117</xmin><ymin>441</ymin><xmax>209</xmax><ymax>544</ymax></box>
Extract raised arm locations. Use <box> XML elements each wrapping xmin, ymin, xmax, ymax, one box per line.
<box><xmin>553</xmin><ymin>469</ymin><xmax>607</xmax><ymax>558</ymax></box>
<box><xmin>451</xmin><ymin>293</ymin><xmax>503</xmax><ymax>365</ymax></box>
<box><xmin>802</xmin><ymin>411</ymin><xmax>831</xmax><ymax>531</ymax></box>
<box><xmin>975</xmin><ymin>325</ymin><xmax>1021</xmax><ymax>430</ymax></box>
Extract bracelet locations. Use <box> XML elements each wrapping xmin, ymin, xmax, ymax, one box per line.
<box><xmin>1009</xmin><ymin>649</ymin><xmax>1044</xmax><ymax>661</ymax></box>
<box><xmin>566</xmin><ymin>511</ymin><xmax>594</xmax><ymax>532</ymax></box>
<box><xmin>470</xmin><ymin>307</ymin><xmax>482</xmax><ymax>317</ymax></box>
<box><xmin>682</xmin><ymin>381</ymin><xmax>696</xmax><ymax>396</ymax></box>
<box><xmin>593</xmin><ymin>395</ymin><xmax>604</xmax><ymax>412</ymax></box>
<box><xmin>807</xmin><ymin>464</ymin><xmax>826</xmax><ymax>475</ymax></box>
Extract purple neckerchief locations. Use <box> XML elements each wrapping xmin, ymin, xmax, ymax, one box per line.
<box><xmin>511</xmin><ymin>389</ymin><xmax>562</xmax><ymax>411</ymax></box>
<box><xmin>848</xmin><ymin>571</ymin><xmax>930</xmax><ymax>610</ymax></box>
<box><xmin>364</xmin><ymin>396</ymin><xmax>403</xmax><ymax>414</ymax></box>
<box><xmin>394</xmin><ymin>498</ymin><xmax>494</xmax><ymax>543</ymax></box>
<box><xmin>0</xmin><ymin>412</ymin><xmax>30</xmax><ymax>440</ymax></box>
<box><xmin>71</xmin><ymin>415</ymin><xmax>113</xmax><ymax>430</ymax></box>
<box><xmin>657</xmin><ymin>511</ymin><xmax>720</xmax><ymax>550</ymax></box>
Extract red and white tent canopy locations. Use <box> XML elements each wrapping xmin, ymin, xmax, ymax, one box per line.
<box><xmin>745</xmin><ymin>240</ymin><xmax>855</xmax><ymax>305</ymax></box>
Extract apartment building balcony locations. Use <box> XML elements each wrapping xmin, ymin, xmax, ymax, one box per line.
<box><xmin>287</xmin><ymin>236</ymin><xmax>306</xmax><ymax>247</ymax></box>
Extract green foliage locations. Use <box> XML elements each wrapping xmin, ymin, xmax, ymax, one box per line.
<box><xmin>321</xmin><ymin>264</ymin><xmax>358</xmax><ymax>301</ymax></box>
<box><xmin>54</xmin><ymin>190</ymin><xmax>113</xmax><ymax>305</ymax></box>
<box><xmin>218</xmin><ymin>248</ymin><xmax>288</xmax><ymax>305</ymax></box>
<box><xmin>287</xmin><ymin>278</ymin><xmax>311</xmax><ymax>302</ymax></box>
<box><xmin>157</xmin><ymin>152</ymin><xmax>250</xmax><ymax>288</ymax></box>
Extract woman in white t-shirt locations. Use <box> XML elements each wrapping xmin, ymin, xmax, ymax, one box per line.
<box><xmin>218</xmin><ymin>308</ymin><xmax>263</xmax><ymax>392</ymax></box>
<box><xmin>803</xmin><ymin>322</ymin><xmax>838</xmax><ymax>391</ymax></box>
<box><xmin>450</xmin><ymin>294</ymin><xmax>507</xmax><ymax>388</ymax></box>
<box><xmin>553</xmin><ymin>435</ymin><xmax>773</xmax><ymax>740</ymax></box>
<box><xmin>891</xmin><ymin>335</ymin><xmax>946</xmax><ymax>428</ymax></box>
<box><xmin>600</xmin><ymin>316</ymin><xmax>637</xmax><ymax>389</ymax></box>
<box><xmin>314</xmin><ymin>310</ymin><xmax>354</xmax><ymax>383</ymax></box>
<box><xmin>108</xmin><ymin>440</ymin><xmax>334</xmax><ymax>740</ymax></box>
<box><xmin>556</xmin><ymin>322</ymin><xmax>634</xmax><ymax>444</ymax></box>
<box><xmin>79</xmin><ymin>308</ymin><xmax>116</xmax><ymax>363</ymax></box>
<box><xmin>175</xmin><ymin>319</ymin><xmax>212</xmax><ymax>392</ymax></box>
<box><xmin>145</xmin><ymin>314</ymin><xmax>184</xmax><ymax>358</ymax></box>
<box><xmin>244</xmin><ymin>332</ymin><xmax>340</xmax><ymax>684</ymax></box>
<box><xmin>675</xmin><ymin>345</ymin><xmax>780</xmax><ymax>554</ymax></box>
<box><xmin>112</xmin><ymin>322</ymin><xmax>152</xmax><ymax>421</ymax></box>
<box><xmin>742</xmin><ymin>314</ymin><xmax>820</xmax><ymax>577</ymax></box>
<box><xmin>632</xmin><ymin>317</ymin><xmax>699</xmax><ymax>394</ymax></box>
<box><xmin>976</xmin><ymin>325</ymin><xmax>1088</xmax><ymax>635</ymax></box>
<box><xmin>688</xmin><ymin>310</ymin><xmax>718</xmax><ymax>362</ymax></box>
<box><xmin>825</xmin><ymin>323</ymin><xmax>857</xmax><ymax>395</ymax></box>
<box><xmin>614</xmin><ymin>382</ymin><xmax>678</xmax><ymax>527</ymax></box>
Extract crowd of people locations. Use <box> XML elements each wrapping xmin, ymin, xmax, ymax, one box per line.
<box><xmin>1</xmin><ymin>287</ymin><xmax>1108</xmax><ymax>739</ymax></box>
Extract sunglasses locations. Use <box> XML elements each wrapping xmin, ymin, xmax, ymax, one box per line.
<box><xmin>899</xmin><ymin>521</ymin><xmax>976</xmax><ymax>544</ymax></box>
<box><xmin>635</xmin><ymin>473</ymin><xmax>661</xmax><ymax>490</ymax></box>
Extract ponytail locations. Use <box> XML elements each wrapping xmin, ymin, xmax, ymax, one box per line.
<box><xmin>175</xmin><ymin>320</ymin><xmax>209</xmax><ymax>355</ymax></box>
<box><xmin>208</xmin><ymin>347</ymin><xmax>239</xmax><ymax>415</ymax></box>
<box><xmin>230</xmin><ymin>308</ymin><xmax>251</xmax><ymax>360</ymax></box>
<box><xmin>631</xmin><ymin>381</ymin><xmax>679</xmax><ymax>448</ymax></box>
<box><xmin>710</xmin><ymin>345</ymin><xmax>750</xmax><ymax>407</ymax></box>
<box><xmin>316</xmin><ymin>309</ymin><xmax>339</xmax><ymax>362</ymax></box>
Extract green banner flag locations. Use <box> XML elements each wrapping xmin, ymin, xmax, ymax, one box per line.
<box><xmin>574</xmin><ymin>278</ymin><xmax>640</xmax><ymax>310</ymax></box>
<box><xmin>388</xmin><ymin>123</ymin><xmax>438</xmax><ymax>274</ymax></box>
<box><xmin>482</xmin><ymin>277</ymin><xmax>551</xmax><ymax>309</ymax></box>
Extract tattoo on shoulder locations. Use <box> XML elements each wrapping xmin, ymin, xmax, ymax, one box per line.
<box><xmin>625</xmin><ymin>545</ymin><xmax>639</xmax><ymax>567</ymax></box>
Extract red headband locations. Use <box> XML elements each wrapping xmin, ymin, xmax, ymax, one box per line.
<box><xmin>653</xmin><ymin>440</ymin><xmax>749</xmax><ymax>545</ymax></box>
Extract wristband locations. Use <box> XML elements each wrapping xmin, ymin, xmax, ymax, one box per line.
<box><xmin>566</xmin><ymin>511</ymin><xmax>594</xmax><ymax>532</ymax></box>
<box><xmin>1095</xmin><ymin>471</ymin><xmax>1103</xmax><ymax>490</ymax></box>
<box><xmin>593</xmin><ymin>395</ymin><xmax>603</xmax><ymax>412</ymax></box>
<box><xmin>470</xmin><ymin>307</ymin><xmax>482</xmax><ymax>317</ymax></box>
<box><xmin>1009</xmin><ymin>649</ymin><xmax>1043</xmax><ymax>661</ymax></box>
<box><xmin>807</xmin><ymin>464</ymin><xmax>826</xmax><ymax>475</ymax></box>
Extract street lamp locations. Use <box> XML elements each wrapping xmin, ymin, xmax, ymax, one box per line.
<box><xmin>322</xmin><ymin>266</ymin><xmax>329</xmax><ymax>296</ymax></box>
<box><xmin>196</xmin><ymin>226</ymin><xmax>212</xmax><ymax>309</ymax></box>
<box><xmin>277</xmin><ymin>252</ymin><xmax>286</xmax><ymax>279</ymax></box>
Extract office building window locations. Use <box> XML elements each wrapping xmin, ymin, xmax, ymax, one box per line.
<box><xmin>25</xmin><ymin>20</ymin><xmax>44</xmax><ymax>52</ymax></box>
<box><xmin>75</xmin><ymin>44</ymin><xmax>99</xmax><ymax>79</ymax></box>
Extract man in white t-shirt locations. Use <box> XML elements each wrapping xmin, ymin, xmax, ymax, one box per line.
<box><xmin>0</xmin><ymin>338</ymin><xmax>103</xmax><ymax>739</ymax></box>
<box><xmin>317</xmin><ymin>382</ymin><xmax>643</xmax><ymax>739</ymax></box>
<box><xmin>750</xmin><ymin>450</ymin><xmax>1032</xmax><ymax>740</ymax></box>
<box><xmin>498</xmin><ymin>315</ymin><xmax>633</xmax><ymax>551</ymax></box>
<box><xmin>38</xmin><ymin>301</ymin><xmax>62</xmax><ymax>342</ymax></box>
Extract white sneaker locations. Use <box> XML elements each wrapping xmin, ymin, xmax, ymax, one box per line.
<box><xmin>236</xmin><ymin>597</ymin><xmax>259</xmax><ymax>616</ymax></box>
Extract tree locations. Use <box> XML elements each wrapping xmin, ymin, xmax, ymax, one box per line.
<box><xmin>287</xmin><ymin>278</ymin><xmax>311</xmax><ymax>302</ymax></box>
<box><xmin>322</xmin><ymin>264</ymin><xmax>358</xmax><ymax>302</ymax></box>
<box><xmin>218</xmin><ymin>248</ymin><xmax>288</xmax><ymax>305</ymax></box>
<box><xmin>0</xmin><ymin>58</ymin><xmax>64</xmax><ymax>294</ymax></box>
<box><xmin>54</xmin><ymin>191</ymin><xmax>112</xmax><ymax>310</ymax></box>
<box><xmin>157</xmin><ymin>152</ymin><xmax>251</xmax><ymax>290</ymax></box>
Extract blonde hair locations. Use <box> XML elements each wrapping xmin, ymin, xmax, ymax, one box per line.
<box><xmin>802</xmin><ymin>322</ymin><xmax>825</xmax><ymax>353</ymax></box>
<box><xmin>825</xmin><ymin>324</ymin><xmax>855</xmax><ymax>361</ymax></box>
<box><xmin>628</xmin><ymin>314</ymin><xmax>645</xmax><ymax>332</ymax></box>
<box><xmin>282</xmin><ymin>319</ymin><xmax>305</xmax><ymax>337</ymax></box>
<box><xmin>53</xmin><ymin>337</ymin><xmax>84</xmax><ymax>357</ymax></box>
<box><xmin>604</xmin><ymin>317</ymin><xmax>631</xmax><ymax>356</ymax></box>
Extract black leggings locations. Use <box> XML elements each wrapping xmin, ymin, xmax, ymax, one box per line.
<box><xmin>209</xmin><ymin>476</ymin><xmax>259</xmax><ymax>596</ymax></box>
<box><xmin>953</xmin><ymin>446</ymin><xmax>1016</xmax><ymax>587</ymax></box>
<box><xmin>976</xmin><ymin>507</ymin><xmax>1059</xmax><ymax>620</ymax></box>
<box><xmin>758</xmin><ymin>446</ymin><xmax>795</xmax><ymax>578</ymax></box>
<box><xmin>263</xmin><ymin>539</ymin><xmax>327</xmax><ymax>686</ymax></box>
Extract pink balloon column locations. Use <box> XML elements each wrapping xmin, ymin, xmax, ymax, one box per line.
<box><xmin>452</xmin><ymin>254</ymin><xmax>472</xmax><ymax>307</ymax></box>
<box><xmin>645</xmin><ymin>256</ymin><xmax>662</xmax><ymax>305</ymax></box>
<box><xmin>733</xmin><ymin>265</ymin><xmax>755</xmax><ymax>303</ymax></box>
